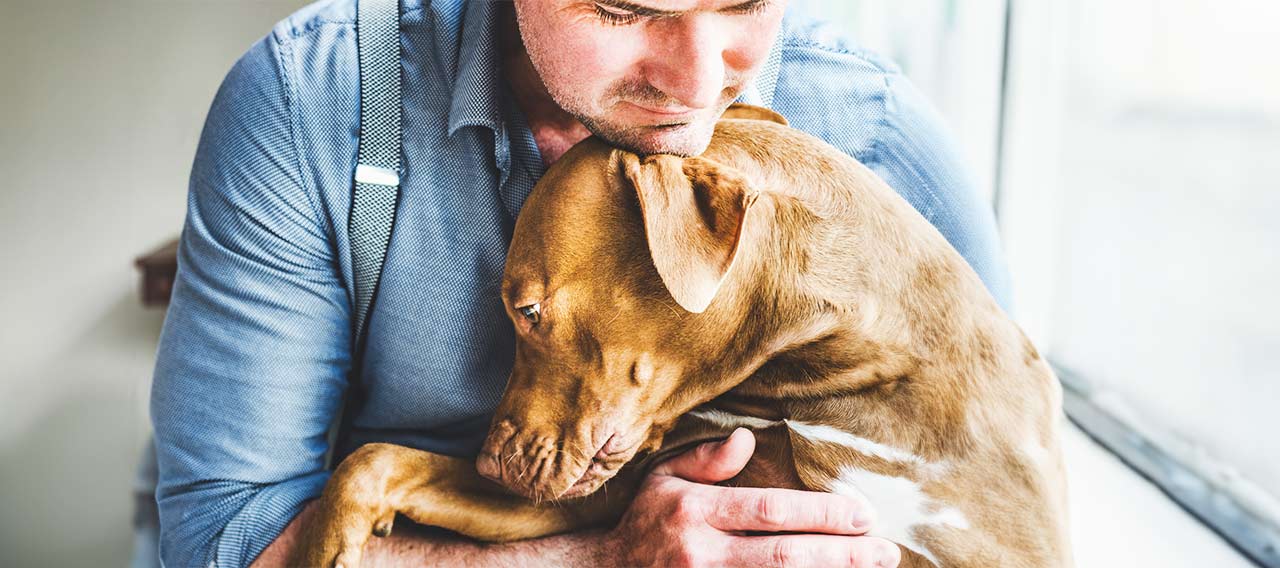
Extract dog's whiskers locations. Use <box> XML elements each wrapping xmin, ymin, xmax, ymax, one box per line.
<box><xmin>606</xmin><ymin>305</ymin><xmax>624</xmax><ymax>326</ymax></box>
<box><xmin>655</xmin><ymin>298</ymin><xmax>681</xmax><ymax>317</ymax></box>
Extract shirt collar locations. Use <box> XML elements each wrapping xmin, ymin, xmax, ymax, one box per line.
<box><xmin>447</xmin><ymin>0</ymin><xmax>504</xmax><ymax>137</ymax></box>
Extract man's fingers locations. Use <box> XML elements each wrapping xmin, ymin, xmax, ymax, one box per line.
<box><xmin>726</xmin><ymin>534</ymin><xmax>901</xmax><ymax>568</ymax></box>
<box><xmin>706</xmin><ymin>486</ymin><xmax>875</xmax><ymax>534</ymax></box>
<box><xmin>650</xmin><ymin>427</ymin><xmax>756</xmax><ymax>484</ymax></box>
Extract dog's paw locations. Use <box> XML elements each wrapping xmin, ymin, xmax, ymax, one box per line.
<box><xmin>291</xmin><ymin>493</ymin><xmax>397</xmax><ymax>568</ymax></box>
<box><xmin>290</xmin><ymin>447</ymin><xmax>406</xmax><ymax>568</ymax></box>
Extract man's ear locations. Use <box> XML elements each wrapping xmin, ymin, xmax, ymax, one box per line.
<box><xmin>722</xmin><ymin>103</ymin><xmax>788</xmax><ymax>125</ymax></box>
<box><xmin>616</xmin><ymin>151</ymin><xmax>758</xmax><ymax>313</ymax></box>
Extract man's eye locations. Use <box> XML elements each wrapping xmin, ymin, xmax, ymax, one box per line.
<box><xmin>593</xmin><ymin>3</ymin><xmax>642</xmax><ymax>25</ymax></box>
<box><xmin>726</xmin><ymin>0</ymin><xmax>772</xmax><ymax>16</ymax></box>
<box><xmin>518</xmin><ymin>303</ymin><xmax>541</xmax><ymax>325</ymax></box>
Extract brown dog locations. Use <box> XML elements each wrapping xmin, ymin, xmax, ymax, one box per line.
<box><xmin>291</xmin><ymin>104</ymin><xmax>1072</xmax><ymax>567</ymax></box>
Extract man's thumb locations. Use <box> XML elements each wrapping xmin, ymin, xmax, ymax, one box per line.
<box><xmin>651</xmin><ymin>427</ymin><xmax>756</xmax><ymax>483</ymax></box>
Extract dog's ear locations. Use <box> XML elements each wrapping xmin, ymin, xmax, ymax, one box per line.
<box><xmin>617</xmin><ymin>151</ymin><xmax>758</xmax><ymax>313</ymax></box>
<box><xmin>722</xmin><ymin>103</ymin><xmax>788</xmax><ymax>125</ymax></box>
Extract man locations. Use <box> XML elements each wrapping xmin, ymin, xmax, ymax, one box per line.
<box><xmin>151</xmin><ymin>0</ymin><xmax>1012</xmax><ymax>566</ymax></box>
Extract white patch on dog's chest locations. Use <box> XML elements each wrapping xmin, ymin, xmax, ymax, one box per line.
<box><xmin>829</xmin><ymin>467</ymin><xmax>969</xmax><ymax>566</ymax></box>
<box><xmin>689</xmin><ymin>410</ymin><xmax>921</xmax><ymax>466</ymax></box>
<box><xmin>785</xmin><ymin>420</ymin><xmax>926</xmax><ymax>466</ymax></box>
<box><xmin>784</xmin><ymin>420</ymin><xmax>968</xmax><ymax>566</ymax></box>
<box><xmin>687</xmin><ymin>408</ymin><xmax>783</xmax><ymax>430</ymax></box>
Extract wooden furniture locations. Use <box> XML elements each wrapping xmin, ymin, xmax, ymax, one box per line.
<box><xmin>134</xmin><ymin>238</ymin><xmax>179</xmax><ymax>307</ymax></box>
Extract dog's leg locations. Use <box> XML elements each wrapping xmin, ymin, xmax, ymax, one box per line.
<box><xmin>290</xmin><ymin>443</ymin><xmax>622</xmax><ymax>568</ymax></box>
<box><xmin>393</xmin><ymin>454</ymin><xmax>621</xmax><ymax>543</ymax></box>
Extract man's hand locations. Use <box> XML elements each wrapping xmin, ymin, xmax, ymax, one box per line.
<box><xmin>600</xmin><ymin>428</ymin><xmax>901</xmax><ymax>567</ymax></box>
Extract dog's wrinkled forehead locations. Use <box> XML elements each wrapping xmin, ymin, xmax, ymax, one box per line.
<box><xmin>504</xmin><ymin>139</ymin><xmax>648</xmax><ymax>297</ymax></box>
<box><xmin>508</xmin><ymin>108</ymin><xmax>778</xmax><ymax>317</ymax></box>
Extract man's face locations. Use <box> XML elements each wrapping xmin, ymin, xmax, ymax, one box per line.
<box><xmin>513</xmin><ymin>0</ymin><xmax>787</xmax><ymax>156</ymax></box>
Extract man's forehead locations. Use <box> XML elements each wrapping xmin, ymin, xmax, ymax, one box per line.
<box><xmin>590</xmin><ymin>0</ymin><xmax>772</xmax><ymax>17</ymax></box>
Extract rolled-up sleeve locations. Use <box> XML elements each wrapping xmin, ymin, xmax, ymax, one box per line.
<box><xmin>150</xmin><ymin>29</ymin><xmax>350</xmax><ymax>568</ymax></box>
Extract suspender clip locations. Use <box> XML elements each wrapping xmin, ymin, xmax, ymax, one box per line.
<box><xmin>355</xmin><ymin>164</ymin><xmax>400</xmax><ymax>186</ymax></box>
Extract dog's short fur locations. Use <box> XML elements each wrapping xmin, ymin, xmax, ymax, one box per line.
<box><xmin>292</xmin><ymin>104</ymin><xmax>1071</xmax><ymax>567</ymax></box>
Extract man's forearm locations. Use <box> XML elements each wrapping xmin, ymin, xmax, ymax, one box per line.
<box><xmin>364</xmin><ymin>523</ymin><xmax>608</xmax><ymax>568</ymax></box>
<box><xmin>250</xmin><ymin>501</ymin><xmax>611</xmax><ymax>568</ymax></box>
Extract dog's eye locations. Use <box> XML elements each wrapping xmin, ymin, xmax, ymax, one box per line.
<box><xmin>517</xmin><ymin>303</ymin><xmax>541</xmax><ymax>325</ymax></box>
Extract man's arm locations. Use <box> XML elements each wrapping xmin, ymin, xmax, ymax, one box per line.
<box><xmin>150</xmin><ymin>29</ymin><xmax>350</xmax><ymax>568</ymax></box>
<box><xmin>250</xmin><ymin>501</ymin><xmax>607</xmax><ymax>568</ymax></box>
<box><xmin>251</xmin><ymin>430</ymin><xmax>899</xmax><ymax>568</ymax></box>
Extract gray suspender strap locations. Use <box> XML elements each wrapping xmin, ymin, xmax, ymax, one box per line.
<box><xmin>328</xmin><ymin>0</ymin><xmax>402</xmax><ymax>469</ymax></box>
<box><xmin>350</xmin><ymin>0</ymin><xmax>403</xmax><ymax>343</ymax></box>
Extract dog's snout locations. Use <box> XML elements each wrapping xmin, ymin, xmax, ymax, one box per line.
<box><xmin>476</xmin><ymin>415</ymin><xmax>645</xmax><ymax>500</ymax></box>
<box><xmin>477</xmin><ymin>418</ymin><xmax>591</xmax><ymax>500</ymax></box>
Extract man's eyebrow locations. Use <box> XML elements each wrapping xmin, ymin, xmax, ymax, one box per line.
<box><xmin>593</xmin><ymin>0</ymin><xmax>770</xmax><ymax>18</ymax></box>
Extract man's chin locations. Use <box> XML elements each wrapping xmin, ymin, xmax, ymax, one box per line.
<box><xmin>588</xmin><ymin>120</ymin><xmax>715</xmax><ymax>157</ymax></box>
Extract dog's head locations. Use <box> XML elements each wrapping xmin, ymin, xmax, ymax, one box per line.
<box><xmin>478</xmin><ymin>106</ymin><xmax>787</xmax><ymax>500</ymax></box>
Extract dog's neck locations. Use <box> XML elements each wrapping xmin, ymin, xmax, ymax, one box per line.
<box><xmin>646</xmin><ymin>125</ymin><xmax>1018</xmax><ymax>446</ymax></box>
<box><xmin>658</xmin><ymin>186</ymin><xmax>996</xmax><ymax>440</ymax></box>
<box><xmin>729</xmin><ymin>193</ymin><xmax>925</xmax><ymax>397</ymax></box>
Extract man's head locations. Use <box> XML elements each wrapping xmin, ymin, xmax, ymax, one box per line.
<box><xmin>511</xmin><ymin>0</ymin><xmax>787</xmax><ymax>156</ymax></box>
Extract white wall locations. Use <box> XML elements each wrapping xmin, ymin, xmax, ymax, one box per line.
<box><xmin>0</xmin><ymin>1</ymin><xmax>304</xmax><ymax>565</ymax></box>
<box><xmin>1068</xmin><ymin>0</ymin><xmax>1280</xmax><ymax>117</ymax></box>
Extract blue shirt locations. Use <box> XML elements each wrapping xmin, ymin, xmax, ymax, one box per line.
<box><xmin>150</xmin><ymin>1</ymin><xmax>1012</xmax><ymax>566</ymax></box>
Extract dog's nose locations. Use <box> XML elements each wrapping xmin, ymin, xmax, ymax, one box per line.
<box><xmin>476</xmin><ymin>418</ymin><xmax>518</xmax><ymax>484</ymax></box>
<box><xmin>475</xmin><ymin>451</ymin><xmax>501</xmax><ymax>482</ymax></box>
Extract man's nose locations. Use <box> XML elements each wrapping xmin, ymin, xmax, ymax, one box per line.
<box><xmin>643</xmin><ymin>15</ymin><xmax>730</xmax><ymax>110</ymax></box>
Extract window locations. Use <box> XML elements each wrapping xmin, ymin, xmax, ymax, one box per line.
<box><xmin>798</xmin><ymin>0</ymin><xmax>1280</xmax><ymax>563</ymax></box>
<box><xmin>1002</xmin><ymin>0</ymin><xmax>1280</xmax><ymax>563</ymax></box>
